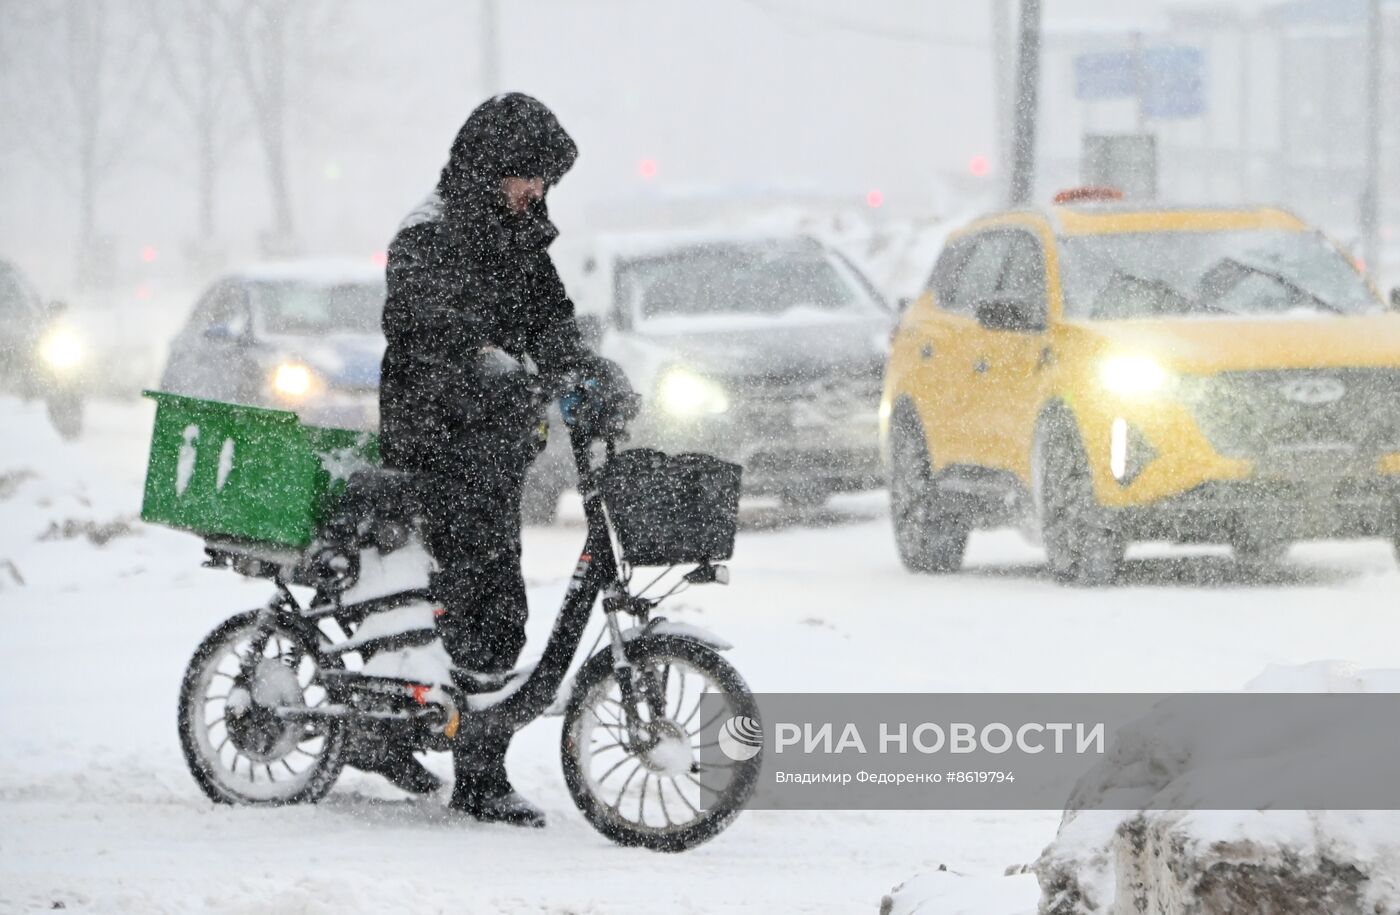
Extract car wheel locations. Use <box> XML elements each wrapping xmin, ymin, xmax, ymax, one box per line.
<box><xmin>45</xmin><ymin>391</ymin><xmax>83</xmax><ymax>440</ymax></box>
<box><xmin>1232</xmin><ymin>537</ymin><xmax>1290</xmax><ymax>570</ymax></box>
<box><xmin>778</xmin><ymin>487</ymin><xmax>829</xmax><ymax>510</ymax></box>
<box><xmin>1033</xmin><ymin>416</ymin><xmax>1125</xmax><ymax>586</ymax></box>
<box><xmin>888</xmin><ymin>412</ymin><xmax>967</xmax><ymax>574</ymax></box>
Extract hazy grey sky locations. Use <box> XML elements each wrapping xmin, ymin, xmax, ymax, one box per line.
<box><xmin>0</xmin><ymin>0</ymin><xmax>1364</xmax><ymax>295</ymax></box>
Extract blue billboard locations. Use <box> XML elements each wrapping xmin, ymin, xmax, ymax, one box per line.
<box><xmin>1074</xmin><ymin>45</ymin><xmax>1205</xmax><ymax>119</ymax></box>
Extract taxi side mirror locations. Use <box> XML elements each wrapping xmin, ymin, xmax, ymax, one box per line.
<box><xmin>975</xmin><ymin>298</ymin><xmax>1044</xmax><ymax>333</ymax></box>
<box><xmin>1390</xmin><ymin>287</ymin><xmax>1399</xmax><ymax>311</ymax></box>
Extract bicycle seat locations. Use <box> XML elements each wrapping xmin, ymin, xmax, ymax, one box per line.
<box><xmin>344</xmin><ymin>468</ymin><xmax>423</xmax><ymax>550</ymax></box>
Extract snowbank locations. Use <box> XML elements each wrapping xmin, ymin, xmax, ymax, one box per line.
<box><xmin>1036</xmin><ymin>661</ymin><xmax>1400</xmax><ymax>914</ymax></box>
<box><xmin>880</xmin><ymin>865</ymin><xmax>1039</xmax><ymax>915</ymax></box>
<box><xmin>0</xmin><ymin>398</ymin><xmax>141</xmax><ymax>589</ymax></box>
<box><xmin>881</xmin><ymin>662</ymin><xmax>1400</xmax><ymax>914</ymax></box>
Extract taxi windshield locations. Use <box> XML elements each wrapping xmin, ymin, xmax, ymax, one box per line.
<box><xmin>1057</xmin><ymin>228</ymin><xmax>1381</xmax><ymax>320</ymax></box>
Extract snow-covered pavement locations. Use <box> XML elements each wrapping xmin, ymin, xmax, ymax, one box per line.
<box><xmin>3</xmin><ymin>396</ymin><xmax>1399</xmax><ymax>913</ymax></box>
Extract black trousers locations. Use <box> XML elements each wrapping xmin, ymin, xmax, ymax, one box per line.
<box><xmin>421</xmin><ymin>458</ymin><xmax>529</xmax><ymax>676</ymax></box>
<box><xmin>416</xmin><ymin>432</ymin><xmax>535</xmax><ymax>803</ymax></box>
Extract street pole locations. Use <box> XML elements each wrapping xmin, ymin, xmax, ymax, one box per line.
<box><xmin>993</xmin><ymin>0</ymin><xmax>1014</xmax><ymax>205</ymax></box>
<box><xmin>1131</xmin><ymin>31</ymin><xmax>1147</xmax><ymax>135</ymax></box>
<box><xmin>1237</xmin><ymin>17</ymin><xmax>1252</xmax><ymax>203</ymax></box>
<box><xmin>1009</xmin><ymin>0</ymin><xmax>1042</xmax><ymax>207</ymax></box>
<box><xmin>1362</xmin><ymin>0</ymin><xmax>1382</xmax><ymax>278</ymax></box>
<box><xmin>481</xmin><ymin>0</ymin><xmax>501</xmax><ymax>98</ymax></box>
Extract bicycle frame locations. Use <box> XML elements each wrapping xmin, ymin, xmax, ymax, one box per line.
<box><xmin>464</xmin><ymin>421</ymin><xmax>628</xmax><ymax>729</ymax></box>
<box><xmin>254</xmin><ymin>420</ymin><xmax>648</xmax><ymax>739</ymax></box>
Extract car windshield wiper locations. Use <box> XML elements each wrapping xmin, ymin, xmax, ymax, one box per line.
<box><xmin>1093</xmin><ymin>271</ymin><xmax>1224</xmax><ymax>318</ymax></box>
<box><xmin>1207</xmin><ymin>258</ymin><xmax>1345</xmax><ymax>315</ymax></box>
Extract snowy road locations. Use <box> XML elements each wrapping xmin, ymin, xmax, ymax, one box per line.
<box><xmin>3</xmin><ymin>397</ymin><xmax>1399</xmax><ymax>913</ymax></box>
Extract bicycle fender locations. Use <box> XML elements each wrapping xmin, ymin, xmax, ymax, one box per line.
<box><xmin>622</xmin><ymin>619</ymin><xmax>733</xmax><ymax>652</ymax></box>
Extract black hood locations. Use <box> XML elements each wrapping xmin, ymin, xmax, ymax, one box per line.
<box><xmin>438</xmin><ymin>93</ymin><xmax>577</xmax><ymax>209</ymax></box>
<box><xmin>435</xmin><ymin>94</ymin><xmax>577</xmax><ymax>253</ymax></box>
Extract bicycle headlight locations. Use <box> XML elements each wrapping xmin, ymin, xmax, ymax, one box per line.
<box><xmin>1100</xmin><ymin>355</ymin><xmax>1169</xmax><ymax>397</ymax></box>
<box><xmin>38</xmin><ymin>327</ymin><xmax>84</xmax><ymax>372</ymax></box>
<box><xmin>657</xmin><ymin>366</ymin><xmax>729</xmax><ymax>418</ymax></box>
<box><xmin>272</xmin><ymin>362</ymin><xmax>316</xmax><ymax>398</ymax></box>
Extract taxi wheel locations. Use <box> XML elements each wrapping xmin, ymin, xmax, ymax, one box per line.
<box><xmin>779</xmin><ymin>487</ymin><xmax>829</xmax><ymax>510</ymax></box>
<box><xmin>889</xmin><ymin>415</ymin><xmax>967</xmax><ymax>574</ymax></box>
<box><xmin>1232</xmin><ymin>537</ymin><xmax>1290</xmax><ymax>570</ymax></box>
<box><xmin>1034</xmin><ymin>418</ymin><xmax>1125</xmax><ymax>587</ymax></box>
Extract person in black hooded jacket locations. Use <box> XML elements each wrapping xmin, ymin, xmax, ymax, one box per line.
<box><xmin>374</xmin><ymin>94</ymin><xmax>621</xmax><ymax>827</ymax></box>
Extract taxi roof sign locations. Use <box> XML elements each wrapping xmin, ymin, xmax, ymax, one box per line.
<box><xmin>1052</xmin><ymin>186</ymin><xmax>1125</xmax><ymax>205</ymax></box>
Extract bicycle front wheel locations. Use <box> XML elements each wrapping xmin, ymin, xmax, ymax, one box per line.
<box><xmin>561</xmin><ymin>636</ymin><xmax>761</xmax><ymax>852</ymax></box>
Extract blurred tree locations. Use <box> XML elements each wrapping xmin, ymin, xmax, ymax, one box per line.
<box><xmin>0</xmin><ymin>0</ymin><xmax>159</xmax><ymax>287</ymax></box>
<box><xmin>217</xmin><ymin>0</ymin><xmax>296</xmax><ymax>256</ymax></box>
<box><xmin>143</xmin><ymin>0</ymin><xmax>244</xmax><ymax>255</ymax></box>
<box><xmin>215</xmin><ymin>0</ymin><xmax>347</xmax><ymax>258</ymax></box>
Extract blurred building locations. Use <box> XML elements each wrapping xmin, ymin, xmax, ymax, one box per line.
<box><xmin>1037</xmin><ymin>0</ymin><xmax>1397</xmax><ymax>269</ymax></box>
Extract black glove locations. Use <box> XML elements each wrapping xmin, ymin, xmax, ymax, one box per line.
<box><xmin>464</xmin><ymin>347</ymin><xmax>539</xmax><ymax>424</ymax></box>
<box><xmin>561</xmin><ymin>356</ymin><xmax>638</xmax><ymax>435</ymax></box>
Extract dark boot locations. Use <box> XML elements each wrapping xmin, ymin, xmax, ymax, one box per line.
<box><xmin>344</xmin><ymin>728</ymin><xmax>443</xmax><ymax>796</ymax></box>
<box><xmin>448</xmin><ymin>724</ymin><xmax>545</xmax><ymax>827</ymax></box>
<box><xmin>463</xmin><ymin>789</ymin><xmax>547</xmax><ymax>828</ymax></box>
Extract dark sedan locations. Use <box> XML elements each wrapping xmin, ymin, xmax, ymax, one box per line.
<box><xmin>160</xmin><ymin>260</ymin><xmax>386</xmax><ymax>430</ymax></box>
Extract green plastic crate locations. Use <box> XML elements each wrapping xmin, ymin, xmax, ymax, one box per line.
<box><xmin>141</xmin><ymin>391</ymin><xmax>379</xmax><ymax>548</ymax></box>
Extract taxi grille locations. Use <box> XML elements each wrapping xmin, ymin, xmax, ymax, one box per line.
<box><xmin>1183</xmin><ymin>368</ymin><xmax>1400</xmax><ymax>472</ymax></box>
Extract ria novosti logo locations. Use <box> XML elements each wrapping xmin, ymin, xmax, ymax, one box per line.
<box><xmin>718</xmin><ymin>716</ymin><xmax>763</xmax><ymax>761</ymax></box>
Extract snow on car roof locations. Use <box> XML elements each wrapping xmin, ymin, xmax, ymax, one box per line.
<box><xmin>582</xmin><ymin>229</ymin><xmax>826</xmax><ymax>262</ymax></box>
<box><xmin>231</xmin><ymin>258</ymin><xmax>385</xmax><ymax>286</ymax></box>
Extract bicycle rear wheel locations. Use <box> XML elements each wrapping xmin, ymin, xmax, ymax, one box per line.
<box><xmin>178</xmin><ymin>611</ymin><xmax>346</xmax><ymax>805</ymax></box>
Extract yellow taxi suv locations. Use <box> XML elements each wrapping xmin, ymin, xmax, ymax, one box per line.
<box><xmin>880</xmin><ymin>190</ymin><xmax>1400</xmax><ymax>584</ymax></box>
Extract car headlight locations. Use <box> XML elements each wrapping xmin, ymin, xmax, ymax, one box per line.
<box><xmin>1099</xmin><ymin>355</ymin><xmax>1170</xmax><ymax>397</ymax></box>
<box><xmin>272</xmin><ymin>363</ymin><xmax>316</xmax><ymax>398</ymax></box>
<box><xmin>657</xmin><ymin>366</ymin><xmax>729</xmax><ymax>418</ymax></box>
<box><xmin>38</xmin><ymin>327</ymin><xmax>84</xmax><ymax>372</ymax></box>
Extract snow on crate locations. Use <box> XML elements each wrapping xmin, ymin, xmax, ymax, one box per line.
<box><xmin>316</xmin><ymin>435</ymin><xmax>375</xmax><ymax>483</ymax></box>
<box><xmin>175</xmin><ymin>424</ymin><xmax>199</xmax><ymax>494</ymax></box>
<box><xmin>1034</xmin><ymin>661</ymin><xmax>1400</xmax><ymax>915</ymax></box>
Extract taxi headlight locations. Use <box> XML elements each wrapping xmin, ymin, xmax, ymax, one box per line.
<box><xmin>272</xmin><ymin>363</ymin><xmax>316</xmax><ymax>398</ymax></box>
<box><xmin>1099</xmin><ymin>355</ymin><xmax>1169</xmax><ymax>397</ymax></box>
<box><xmin>657</xmin><ymin>366</ymin><xmax>729</xmax><ymax>418</ymax></box>
<box><xmin>38</xmin><ymin>327</ymin><xmax>84</xmax><ymax>372</ymax></box>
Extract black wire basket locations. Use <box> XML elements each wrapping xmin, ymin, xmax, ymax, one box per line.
<box><xmin>602</xmin><ymin>448</ymin><xmax>742</xmax><ymax>567</ymax></box>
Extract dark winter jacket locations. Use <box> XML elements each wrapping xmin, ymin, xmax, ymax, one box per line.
<box><xmin>379</xmin><ymin>94</ymin><xmax>592</xmax><ymax>474</ymax></box>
